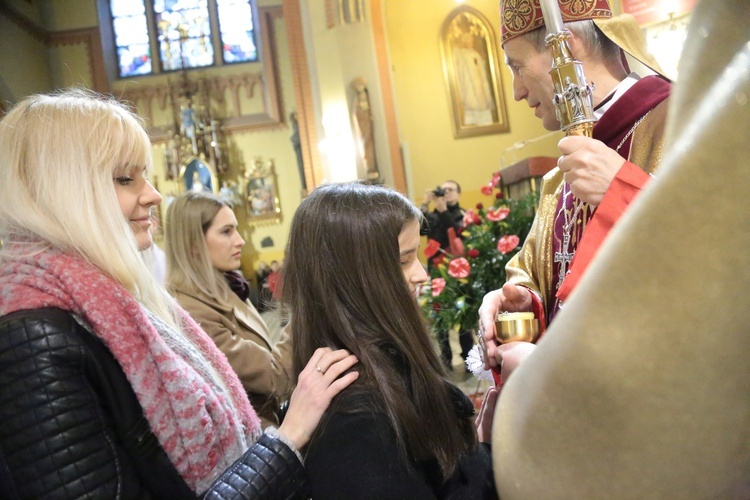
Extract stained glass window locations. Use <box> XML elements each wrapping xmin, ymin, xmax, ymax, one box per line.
<box><xmin>154</xmin><ymin>0</ymin><xmax>213</xmax><ymax>71</ymax></box>
<box><xmin>109</xmin><ymin>0</ymin><xmax>258</xmax><ymax>78</ymax></box>
<box><xmin>111</xmin><ymin>1</ymin><xmax>152</xmax><ymax>77</ymax></box>
<box><xmin>217</xmin><ymin>0</ymin><xmax>257</xmax><ymax>64</ymax></box>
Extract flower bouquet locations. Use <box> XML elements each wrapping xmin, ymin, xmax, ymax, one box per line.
<box><xmin>420</xmin><ymin>172</ymin><xmax>539</xmax><ymax>333</ymax></box>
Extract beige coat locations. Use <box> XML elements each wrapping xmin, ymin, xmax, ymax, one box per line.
<box><xmin>493</xmin><ymin>0</ymin><xmax>750</xmax><ymax>497</ymax></box>
<box><xmin>172</xmin><ymin>286</ymin><xmax>293</xmax><ymax>429</ymax></box>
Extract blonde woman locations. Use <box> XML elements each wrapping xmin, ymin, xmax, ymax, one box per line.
<box><xmin>0</xmin><ymin>89</ymin><xmax>358</xmax><ymax>498</ymax></box>
<box><xmin>165</xmin><ymin>191</ymin><xmax>292</xmax><ymax>428</ymax></box>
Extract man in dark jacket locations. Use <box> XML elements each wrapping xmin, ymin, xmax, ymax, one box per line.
<box><xmin>420</xmin><ymin>180</ymin><xmax>474</xmax><ymax>372</ymax></box>
<box><xmin>420</xmin><ymin>180</ymin><xmax>464</xmax><ymax>252</ymax></box>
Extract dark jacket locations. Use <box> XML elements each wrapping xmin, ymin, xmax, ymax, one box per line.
<box><xmin>0</xmin><ymin>307</ymin><xmax>308</xmax><ymax>499</ymax></box>
<box><xmin>304</xmin><ymin>390</ymin><xmax>495</xmax><ymax>499</ymax></box>
<box><xmin>422</xmin><ymin>203</ymin><xmax>465</xmax><ymax>252</ymax></box>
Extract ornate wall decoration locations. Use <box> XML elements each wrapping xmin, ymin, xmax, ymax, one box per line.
<box><xmin>242</xmin><ymin>157</ymin><xmax>282</xmax><ymax>226</ymax></box>
<box><xmin>440</xmin><ymin>6</ymin><xmax>510</xmax><ymax>138</ymax></box>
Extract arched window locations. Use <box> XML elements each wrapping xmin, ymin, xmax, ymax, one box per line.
<box><xmin>101</xmin><ymin>0</ymin><xmax>259</xmax><ymax>78</ymax></box>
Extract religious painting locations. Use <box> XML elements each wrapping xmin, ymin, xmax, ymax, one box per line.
<box><xmin>179</xmin><ymin>156</ymin><xmax>217</xmax><ymax>194</ymax></box>
<box><xmin>243</xmin><ymin>157</ymin><xmax>282</xmax><ymax>226</ymax></box>
<box><xmin>440</xmin><ymin>6</ymin><xmax>510</xmax><ymax>138</ymax></box>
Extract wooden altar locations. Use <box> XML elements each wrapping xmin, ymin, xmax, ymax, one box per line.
<box><xmin>500</xmin><ymin>156</ymin><xmax>557</xmax><ymax>200</ymax></box>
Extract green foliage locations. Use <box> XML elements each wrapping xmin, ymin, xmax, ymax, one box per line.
<box><xmin>420</xmin><ymin>176</ymin><xmax>539</xmax><ymax>332</ymax></box>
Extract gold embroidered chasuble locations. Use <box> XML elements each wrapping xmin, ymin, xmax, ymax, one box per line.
<box><xmin>505</xmin><ymin>97</ymin><xmax>670</xmax><ymax>320</ymax></box>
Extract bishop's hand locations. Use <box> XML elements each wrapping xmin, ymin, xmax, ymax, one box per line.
<box><xmin>557</xmin><ymin>136</ymin><xmax>626</xmax><ymax>206</ymax></box>
<box><xmin>478</xmin><ymin>283</ymin><xmax>532</xmax><ymax>369</ymax></box>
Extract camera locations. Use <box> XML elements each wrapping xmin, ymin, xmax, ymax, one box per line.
<box><xmin>432</xmin><ymin>186</ymin><xmax>445</xmax><ymax>197</ymax></box>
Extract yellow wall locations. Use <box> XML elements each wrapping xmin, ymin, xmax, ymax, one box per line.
<box><xmin>297</xmin><ymin>0</ymin><xmax>397</xmax><ymax>187</ymax></box>
<box><xmin>46</xmin><ymin>0</ymin><xmax>98</xmax><ymax>30</ymax></box>
<box><xmin>383</xmin><ymin>0</ymin><xmax>561</xmax><ymax>211</ymax></box>
<box><xmin>227</xmin><ymin>13</ymin><xmax>304</xmax><ymax>272</ymax></box>
<box><xmin>0</xmin><ymin>2</ymin><xmax>53</xmax><ymax>102</ymax></box>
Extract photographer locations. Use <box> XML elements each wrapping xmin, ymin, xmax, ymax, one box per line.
<box><xmin>420</xmin><ymin>180</ymin><xmax>473</xmax><ymax>372</ymax></box>
<box><xmin>420</xmin><ymin>181</ymin><xmax>464</xmax><ymax>253</ymax></box>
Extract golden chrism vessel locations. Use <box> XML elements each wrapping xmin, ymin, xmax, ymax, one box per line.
<box><xmin>494</xmin><ymin>312</ymin><xmax>540</xmax><ymax>344</ymax></box>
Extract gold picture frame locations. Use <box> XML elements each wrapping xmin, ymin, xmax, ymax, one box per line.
<box><xmin>243</xmin><ymin>157</ymin><xmax>282</xmax><ymax>226</ymax></box>
<box><xmin>440</xmin><ymin>6</ymin><xmax>510</xmax><ymax>138</ymax></box>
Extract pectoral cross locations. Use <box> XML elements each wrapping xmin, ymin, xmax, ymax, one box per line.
<box><xmin>554</xmin><ymin>232</ymin><xmax>574</xmax><ymax>289</ymax></box>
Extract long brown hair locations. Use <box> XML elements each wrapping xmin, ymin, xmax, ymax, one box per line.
<box><xmin>164</xmin><ymin>191</ymin><xmax>233</xmax><ymax>307</ymax></box>
<box><xmin>282</xmin><ymin>182</ymin><xmax>476</xmax><ymax>477</ymax></box>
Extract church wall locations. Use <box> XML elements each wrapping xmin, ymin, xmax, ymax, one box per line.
<box><xmin>48</xmin><ymin>42</ymin><xmax>94</xmax><ymax>90</ymax></box>
<box><xmin>297</xmin><ymin>0</ymin><xmax>393</xmax><ymax>187</ymax></box>
<box><xmin>334</xmin><ymin>20</ymin><xmax>394</xmax><ymax>187</ymax></box>
<box><xmin>0</xmin><ymin>2</ymin><xmax>53</xmax><ymax>103</ymax></box>
<box><xmin>44</xmin><ymin>0</ymin><xmax>98</xmax><ymax>30</ymax></box>
<box><xmin>221</xmin><ymin>10</ymin><xmax>302</xmax><ymax>273</ymax></box>
<box><xmin>382</xmin><ymin>0</ymin><xmax>560</xmax><ymax>211</ymax></box>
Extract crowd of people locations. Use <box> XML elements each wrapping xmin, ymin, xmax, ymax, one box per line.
<box><xmin>2</xmin><ymin>0</ymin><xmax>748</xmax><ymax>497</ymax></box>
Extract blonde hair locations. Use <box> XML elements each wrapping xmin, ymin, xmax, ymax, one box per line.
<box><xmin>0</xmin><ymin>88</ymin><xmax>178</xmax><ymax>326</ymax></box>
<box><xmin>165</xmin><ymin>191</ymin><xmax>233</xmax><ymax>306</ymax></box>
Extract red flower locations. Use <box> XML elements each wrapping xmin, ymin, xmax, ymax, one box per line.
<box><xmin>495</xmin><ymin>191</ymin><xmax>504</xmax><ymax>199</ymax></box>
<box><xmin>480</xmin><ymin>184</ymin><xmax>493</xmax><ymax>196</ymax></box>
<box><xmin>433</xmin><ymin>302</ymin><xmax>441</xmax><ymax>312</ymax></box>
<box><xmin>432</xmin><ymin>253</ymin><xmax>446</xmax><ymax>266</ymax></box>
<box><xmin>462</xmin><ymin>209</ymin><xmax>478</xmax><ymax>227</ymax></box>
<box><xmin>491</xmin><ymin>172</ymin><xmax>502</xmax><ymax>188</ymax></box>
<box><xmin>497</xmin><ymin>234</ymin><xmax>520</xmax><ymax>254</ymax></box>
<box><xmin>424</xmin><ymin>239</ymin><xmax>441</xmax><ymax>258</ymax></box>
<box><xmin>486</xmin><ymin>207</ymin><xmax>510</xmax><ymax>222</ymax></box>
<box><xmin>448</xmin><ymin>257</ymin><xmax>471</xmax><ymax>278</ymax></box>
<box><xmin>476</xmin><ymin>202</ymin><xmax>484</xmax><ymax>210</ymax></box>
<box><xmin>468</xmin><ymin>248</ymin><xmax>480</xmax><ymax>258</ymax></box>
<box><xmin>449</xmin><ymin>236</ymin><xmax>465</xmax><ymax>257</ymax></box>
<box><xmin>431</xmin><ymin>278</ymin><xmax>446</xmax><ymax>297</ymax></box>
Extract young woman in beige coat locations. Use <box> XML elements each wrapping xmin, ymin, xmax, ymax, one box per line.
<box><xmin>165</xmin><ymin>191</ymin><xmax>292</xmax><ymax>428</ymax></box>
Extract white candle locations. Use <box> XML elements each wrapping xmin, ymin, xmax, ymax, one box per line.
<box><xmin>539</xmin><ymin>0</ymin><xmax>565</xmax><ymax>35</ymax></box>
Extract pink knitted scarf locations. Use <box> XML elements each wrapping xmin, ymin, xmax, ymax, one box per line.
<box><xmin>0</xmin><ymin>244</ymin><xmax>261</xmax><ymax>493</ymax></box>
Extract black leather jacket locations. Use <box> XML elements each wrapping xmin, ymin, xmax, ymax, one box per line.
<box><xmin>0</xmin><ymin>308</ymin><xmax>309</xmax><ymax>499</ymax></box>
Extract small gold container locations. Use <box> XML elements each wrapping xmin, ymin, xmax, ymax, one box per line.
<box><xmin>494</xmin><ymin>312</ymin><xmax>540</xmax><ymax>344</ymax></box>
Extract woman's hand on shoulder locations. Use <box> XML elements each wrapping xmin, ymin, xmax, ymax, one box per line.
<box><xmin>277</xmin><ymin>348</ymin><xmax>359</xmax><ymax>450</ymax></box>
